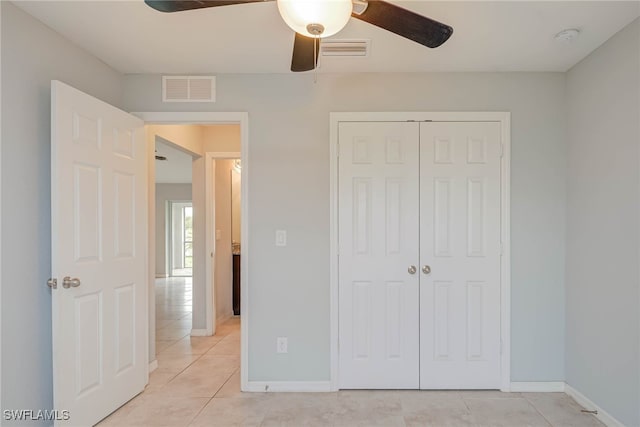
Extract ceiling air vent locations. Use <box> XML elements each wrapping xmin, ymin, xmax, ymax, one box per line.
<box><xmin>321</xmin><ymin>40</ymin><xmax>369</xmax><ymax>57</ymax></box>
<box><xmin>162</xmin><ymin>76</ymin><xmax>216</xmax><ymax>103</ymax></box>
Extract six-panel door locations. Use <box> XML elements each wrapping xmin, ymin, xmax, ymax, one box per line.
<box><xmin>419</xmin><ymin>122</ymin><xmax>502</xmax><ymax>389</ymax></box>
<box><xmin>51</xmin><ymin>81</ymin><xmax>147</xmax><ymax>426</ymax></box>
<box><xmin>338</xmin><ymin>122</ymin><xmax>421</xmax><ymax>388</ymax></box>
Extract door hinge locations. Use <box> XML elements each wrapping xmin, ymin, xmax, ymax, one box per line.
<box><xmin>500</xmin><ymin>143</ymin><xmax>504</xmax><ymax>158</ymax></box>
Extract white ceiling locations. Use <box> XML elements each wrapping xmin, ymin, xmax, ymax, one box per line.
<box><xmin>15</xmin><ymin>1</ymin><xmax>640</xmax><ymax>73</ymax></box>
<box><xmin>155</xmin><ymin>138</ymin><xmax>193</xmax><ymax>184</ymax></box>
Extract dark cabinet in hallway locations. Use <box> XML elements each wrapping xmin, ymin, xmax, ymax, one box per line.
<box><xmin>233</xmin><ymin>254</ymin><xmax>241</xmax><ymax>315</ymax></box>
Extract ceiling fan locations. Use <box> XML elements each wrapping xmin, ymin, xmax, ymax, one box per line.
<box><xmin>144</xmin><ymin>0</ymin><xmax>453</xmax><ymax>72</ymax></box>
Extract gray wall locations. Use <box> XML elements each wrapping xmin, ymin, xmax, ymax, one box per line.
<box><xmin>155</xmin><ymin>184</ymin><xmax>192</xmax><ymax>277</ymax></box>
<box><xmin>0</xmin><ymin>2</ymin><xmax>124</xmax><ymax>422</ymax></box>
<box><xmin>124</xmin><ymin>71</ymin><xmax>567</xmax><ymax>382</ymax></box>
<box><xmin>566</xmin><ymin>18</ymin><xmax>640</xmax><ymax>426</ymax></box>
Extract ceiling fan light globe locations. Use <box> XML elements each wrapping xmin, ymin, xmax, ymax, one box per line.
<box><xmin>277</xmin><ymin>0</ymin><xmax>353</xmax><ymax>38</ymax></box>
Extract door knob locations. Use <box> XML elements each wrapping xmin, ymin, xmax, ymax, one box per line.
<box><xmin>46</xmin><ymin>278</ymin><xmax>57</xmax><ymax>289</ymax></box>
<box><xmin>408</xmin><ymin>265</ymin><xmax>417</xmax><ymax>275</ymax></box>
<box><xmin>62</xmin><ymin>276</ymin><xmax>81</xmax><ymax>289</ymax></box>
<box><xmin>422</xmin><ymin>265</ymin><xmax>431</xmax><ymax>275</ymax></box>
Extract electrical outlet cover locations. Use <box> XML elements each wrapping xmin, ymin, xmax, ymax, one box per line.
<box><xmin>275</xmin><ymin>230</ymin><xmax>287</xmax><ymax>247</ymax></box>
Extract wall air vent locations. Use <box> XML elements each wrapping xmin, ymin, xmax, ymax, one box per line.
<box><xmin>321</xmin><ymin>40</ymin><xmax>370</xmax><ymax>57</ymax></box>
<box><xmin>162</xmin><ymin>75</ymin><xmax>216</xmax><ymax>103</ymax></box>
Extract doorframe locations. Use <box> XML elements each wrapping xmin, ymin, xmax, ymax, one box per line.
<box><xmin>205</xmin><ymin>151</ymin><xmax>241</xmax><ymax>336</ymax></box>
<box><xmin>134</xmin><ymin>111</ymin><xmax>250</xmax><ymax>391</ymax></box>
<box><xmin>329</xmin><ymin>111</ymin><xmax>511</xmax><ymax>392</ymax></box>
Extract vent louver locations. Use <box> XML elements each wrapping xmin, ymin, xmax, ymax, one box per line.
<box><xmin>162</xmin><ymin>76</ymin><xmax>216</xmax><ymax>103</ymax></box>
<box><xmin>321</xmin><ymin>40</ymin><xmax>369</xmax><ymax>57</ymax></box>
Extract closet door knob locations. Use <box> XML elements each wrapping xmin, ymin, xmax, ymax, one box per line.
<box><xmin>422</xmin><ymin>265</ymin><xmax>431</xmax><ymax>275</ymax></box>
<box><xmin>408</xmin><ymin>265</ymin><xmax>417</xmax><ymax>275</ymax></box>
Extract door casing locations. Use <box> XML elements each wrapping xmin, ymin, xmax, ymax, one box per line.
<box><xmin>329</xmin><ymin>112</ymin><xmax>511</xmax><ymax>392</ymax></box>
<box><xmin>133</xmin><ymin>112</ymin><xmax>250</xmax><ymax>391</ymax></box>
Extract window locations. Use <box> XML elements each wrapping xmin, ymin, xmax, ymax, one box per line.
<box><xmin>183</xmin><ymin>206</ymin><xmax>193</xmax><ymax>268</ymax></box>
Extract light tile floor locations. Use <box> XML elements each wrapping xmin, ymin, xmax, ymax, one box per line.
<box><xmin>100</xmin><ymin>277</ymin><xmax>603</xmax><ymax>427</ymax></box>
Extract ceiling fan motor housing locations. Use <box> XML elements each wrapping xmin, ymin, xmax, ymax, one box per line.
<box><xmin>277</xmin><ymin>0</ymin><xmax>353</xmax><ymax>38</ymax></box>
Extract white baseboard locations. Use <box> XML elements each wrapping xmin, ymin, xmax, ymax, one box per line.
<box><xmin>148</xmin><ymin>360</ymin><xmax>158</xmax><ymax>373</ymax></box>
<box><xmin>509</xmin><ymin>382</ymin><xmax>565</xmax><ymax>392</ymax></box>
<box><xmin>190</xmin><ymin>328</ymin><xmax>211</xmax><ymax>336</ymax></box>
<box><xmin>565</xmin><ymin>384</ymin><xmax>624</xmax><ymax>427</ymax></box>
<box><xmin>155</xmin><ymin>274</ymin><xmax>169</xmax><ymax>278</ymax></box>
<box><xmin>244</xmin><ymin>381</ymin><xmax>332</xmax><ymax>393</ymax></box>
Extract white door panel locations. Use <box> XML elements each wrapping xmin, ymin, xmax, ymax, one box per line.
<box><xmin>338</xmin><ymin>122</ymin><xmax>420</xmax><ymax>389</ymax></box>
<box><xmin>51</xmin><ymin>81</ymin><xmax>147</xmax><ymax>426</ymax></box>
<box><xmin>419</xmin><ymin>122</ymin><xmax>502</xmax><ymax>389</ymax></box>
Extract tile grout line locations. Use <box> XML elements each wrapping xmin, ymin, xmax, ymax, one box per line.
<box><xmin>184</xmin><ymin>396</ymin><xmax>216</xmax><ymax>427</ymax></box>
<box><xmin>523</xmin><ymin>395</ymin><xmax>555</xmax><ymax>427</ymax></box>
<box><xmin>212</xmin><ymin>367</ymin><xmax>240</xmax><ymax>398</ymax></box>
<box><xmin>461</xmin><ymin>396</ymin><xmax>471</xmax><ymax>413</ymax></box>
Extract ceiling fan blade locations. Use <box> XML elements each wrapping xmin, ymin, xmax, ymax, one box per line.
<box><xmin>353</xmin><ymin>0</ymin><xmax>453</xmax><ymax>48</ymax></box>
<box><xmin>291</xmin><ymin>33</ymin><xmax>320</xmax><ymax>72</ymax></box>
<box><xmin>145</xmin><ymin>0</ymin><xmax>272</xmax><ymax>13</ymax></box>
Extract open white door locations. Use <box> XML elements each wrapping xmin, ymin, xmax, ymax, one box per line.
<box><xmin>50</xmin><ymin>81</ymin><xmax>147</xmax><ymax>426</ymax></box>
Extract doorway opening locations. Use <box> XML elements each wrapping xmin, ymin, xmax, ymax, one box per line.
<box><xmin>141</xmin><ymin>113</ymin><xmax>249</xmax><ymax>391</ymax></box>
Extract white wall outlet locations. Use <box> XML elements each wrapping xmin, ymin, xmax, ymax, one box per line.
<box><xmin>276</xmin><ymin>337</ymin><xmax>288</xmax><ymax>353</ymax></box>
<box><xmin>275</xmin><ymin>229</ymin><xmax>287</xmax><ymax>247</ymax></box>
<box><xmin>216</xmin><ymin>229</ymin><xmax>222</xmax><ymax>241</ymax></box>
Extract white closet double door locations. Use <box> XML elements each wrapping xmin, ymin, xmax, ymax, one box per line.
<box><xmin>338</xmin><ymin>121</ymin><xmax>502</xmax><ymax>389</ymax></box>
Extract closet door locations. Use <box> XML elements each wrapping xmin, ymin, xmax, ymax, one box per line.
<box><xmin>419</xmin><ymin>122</ymin><xmax>502</xmax><ymax>389</ymax></box>
<box><xmin>338</xmin><ymin>122</ymin><xmax>420</xmax><ymax>389</ymax></box>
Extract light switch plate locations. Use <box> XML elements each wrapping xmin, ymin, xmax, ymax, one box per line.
<box><xmin>216</xmin><ymin>230</ymin><xmax>222</xmax><ymax>241</ymax></box>
<box><xmin>275</xmin><ymin>230</ymin><xmax>287</xmax><ymax>247</ymax></box>
<box><xmin>276</xmin><ymin>337</ymin><xmax>288</xmax><ymax>353</ymax></box>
